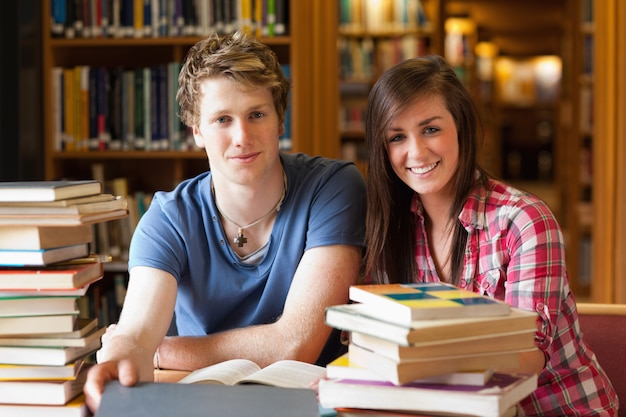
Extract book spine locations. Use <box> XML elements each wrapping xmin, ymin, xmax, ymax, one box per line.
<box><xmin>51</xmin><ymin>0</ymin><xmax>67</xmax><ymax>37</ymax></box>
<box><xmin>133</xmin><ymin>67</ymin><xmax>145</xmax><ymax>149</ymax></box>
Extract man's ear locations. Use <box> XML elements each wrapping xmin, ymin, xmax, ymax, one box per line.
<box><xmin>192</xmin><ymin>125</ymin><xmax>205</xmax><ymax>148</ymax></box>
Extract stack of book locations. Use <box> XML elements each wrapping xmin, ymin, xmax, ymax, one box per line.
<box><xmin>0</xmin><ymin>180</ymin><xmax>128</xmax><ymax>416</ymax></box>
<box><xmin>319</xmin><ymin>282</ymin><xmax>540</xmax><ymax>417</ymax></box>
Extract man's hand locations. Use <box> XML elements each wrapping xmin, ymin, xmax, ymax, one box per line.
<box><xmin>83</xmin><ymin>359</ymin><xmax>139</xmax><ymax>413</ymax></box>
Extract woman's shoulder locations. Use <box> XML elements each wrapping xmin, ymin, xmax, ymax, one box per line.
<box><xmin>484</xmin><ymin>178</ymin><xmax>549</xmax><ymax>208</ymax></box>
<box><xmin>481</xmin><ymin>178</ymin><xmax>560</xmax><ymax>227</ymax></box>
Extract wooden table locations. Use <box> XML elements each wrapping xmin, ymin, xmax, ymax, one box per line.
<box><xmin>153</xmin><ymin>369</ymin><xmax>190</xmax><ymax>383</ymax></box>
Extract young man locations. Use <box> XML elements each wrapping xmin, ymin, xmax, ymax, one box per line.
<box><xmin>84</xmin><ymin>31</ymin><xmax>366</xmax><ymax>411</ymax></box>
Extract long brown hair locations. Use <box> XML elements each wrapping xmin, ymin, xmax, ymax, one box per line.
<box><xmin>364</xmin><ymin>55</ymin><xmax>487</xmax><ymax>285</ymax></box>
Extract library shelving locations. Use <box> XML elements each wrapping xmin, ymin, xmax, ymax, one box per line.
<box><xmin>42</xmin><ymin>0</ymin><xmax>340</xmax><ymax>193</ymax></box>
<box><xmin>337</xmin><ymin>0</ymin><xmax>444</xmax><ymax>174</ymax></box>
<box><xmin>563</xmin><ymin>0</ymin><xmax>594</xmax><ymax>298</ymax></box>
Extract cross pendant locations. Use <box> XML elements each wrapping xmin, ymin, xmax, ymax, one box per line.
<box><xmin>234</xmin><ymin>229</ymin><xmax>247</xmax><ymax>247</ymax></box>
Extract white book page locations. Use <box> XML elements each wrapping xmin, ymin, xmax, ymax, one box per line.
<box><xmin>178</xmin><ymin>359</ymin><xmax>261</xmax><ymax>386</ymax></box>
<box><xmin>239</xmin><ymin>360</ymin><xmax>326</xmax><ymax>389</ymax></box>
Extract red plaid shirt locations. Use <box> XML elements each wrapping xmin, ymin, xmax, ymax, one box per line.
<box><xmin>410</xmin><ymin>178</ymin><xmax>618</xmax><ymax>416</ymax></box>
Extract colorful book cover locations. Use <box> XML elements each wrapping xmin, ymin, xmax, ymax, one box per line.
<box><xmin>349</xmin><ymin>282</ymin><xmax>510</xmax><ymax>323</ymax></box>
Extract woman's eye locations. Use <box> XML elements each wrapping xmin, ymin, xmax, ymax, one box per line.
<box><xmin>252</xmin><ymin>112</ymin><xmax>264</xmax><ymax>119</ymax></box>
<box><xmin>216</xmin><ymin>117</ymin><xmax>228</xmax><ymax>124</ymax></box>
<box><xmin>424</xmin><ymin>126</ymin><xmax>439</xmax><ymax>135</ymax></box>
<box><xmin>388</xmin><ymin>135</ymin><xmax>403</xmax><ymax>143</ymax></box>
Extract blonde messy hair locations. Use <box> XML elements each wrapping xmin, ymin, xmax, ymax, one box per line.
<box><xmin>176</xmin><ymin>31</ymin><xmax>290</xmax><ymax>128</ymax></box>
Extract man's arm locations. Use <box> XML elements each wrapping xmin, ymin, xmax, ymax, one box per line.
<box><xmin>155</xmin><ymin>244</ymin><xmax>361</xmax><ymax>371</ymax></box>
<box><xmin>83</xmin><ymin>266</ymin><xmax>178</xmax><ymax>410</ymax></box>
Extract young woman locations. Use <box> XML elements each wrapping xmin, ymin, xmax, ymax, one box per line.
<box><xmin>364</xmin><ymin>55</ymin><xmax>617</xmax><ymax>416</ymax></box>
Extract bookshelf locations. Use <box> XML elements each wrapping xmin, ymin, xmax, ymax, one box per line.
<box><xmin>337</xmin><ymin>0</ymin><xmax>444</xmax><ymax>174</ymax></box>
<box><xmin>42</xmin><ymin>0</ymin><xmax>339</xmax><ymax>193</ymax></box>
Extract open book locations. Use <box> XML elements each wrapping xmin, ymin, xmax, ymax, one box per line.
<box><xmin>177</xmin><ymin>359</ymin><xmax>326</xmax><ymax>389</ymax></box>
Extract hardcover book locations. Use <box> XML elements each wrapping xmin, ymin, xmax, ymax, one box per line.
<box><xmin>334</xmin><ymin>408</ymin><xmax>516</xmax><ymax>417</ymax></box>
<box><xmin>349</xmin><ymin>282</ymin><xmax>511</xmax><ymax>324</ymax></box>
<box><xmin>0</xmin><ymin>365</ymin><xmax>88</xmax><ymax>405</ymax></box>
<box><xmin>0</xmin><ymin>262</ymin><xmax>104</xmax><ymax>290</ymax></box>
<box><xmin>0</xmin><ymin>334</ymin><xmax>100</xmax><ymax>366</ymax></box>
<box><xmin>348</xmin><ymin>343</ymin><xmax>532</xmax><ymax>385</ymax></box>
<box><xmin>0</xmin><ymin>243</ymin><xmax>89</xmax><ymax>267</ymax></box>
<box><xmin>0</xmin><ymin>294</ymin><xmax>78</xmax><ymax>317</ymax></box>
<box><xmin>0</xmin><ymin>394</ymin><xmax>89</xmax><ymax>417</ymax></box>
<box><xmin>326</xmin><ymin>353</ymin><xmax>494</xmax><ymax>386</ymax></box>
<box><xmin>319</xmin><ymin>372</ymin><xmax>538</xmax><ymax>417</ymax></box>
<box><xmin>0</xmin><ymin>180</ymin><xmax>102</xmax><ymax>202</ymax></box>
<box><xmin>325</xmin><ymin>303</ymin><xmax>538</xmax><ymax>346</ymax></box>
<box><xmin>95</xmin><ymin>381</ymin><xmax>321</xmax><ymax>417</ymax></box>
<box><xmin>0</xmin><ymin>209</ymin><xmax>129</xmax><ymax>226</ymax></box>
<box><xmin>350</xmin><ymin>329</ymin><xmax>536</xmax><ymax>362</ymax></box>
<box><xmin>0</xmin><ymin>359</ymin><xmax>84</xmax><ymax>381</ymax></box>
<box><xmin>0</xmin><ymin>195</ymin><xmax>127</xmax><ymax>215</ymax></box>
<box><xmin>0</xmin><ymin>319</ymin><xmax>104</xmax><ymax>348</ymax></box>
<box><xmin>0</xmin><ymin>224</ymin><xmax>93</xmax><ymax>250</ymax></box>
<box><xmin>0</xmin><ymin>313</ymin><xmax>78</xmax><ymax>337</ymax></box>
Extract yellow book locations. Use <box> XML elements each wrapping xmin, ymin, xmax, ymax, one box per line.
<box><xmin>134</xmin><ymin>0</ymin><xmax>144</xmax><ymax>37</ymax></box>
<box><xmin>241</xmin><ymin>0</ymin><xmax>252</xmax><ymax>34</ymax></box>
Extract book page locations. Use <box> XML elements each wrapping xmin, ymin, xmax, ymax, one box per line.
<box><xmin>178</xmin><ymin>359</ymin><xmax>261</xmax><ymax>385</ymax></box>
<box><xmin>238</xmin><ymin>360</ymin><xmax>326</xmax><ymax>389</ymax></box>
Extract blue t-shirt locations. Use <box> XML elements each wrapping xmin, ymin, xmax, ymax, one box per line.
<box><xmin>128</xmin><ymin>153</ymin><xmax>366</xmax><ymax>363</ymax></box>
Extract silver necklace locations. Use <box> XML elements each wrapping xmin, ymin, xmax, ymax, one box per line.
<box><xmin>213</xmin><ymin>171</ymin><xmax>287</xmax><ymax>248</ymax></box>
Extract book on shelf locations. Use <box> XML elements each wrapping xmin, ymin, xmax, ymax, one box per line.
<box><xmin>0</xmin><ymin>336</ymin><xmax>100</xmax><ymax>366</ymax></box>
<box><xmin>325</xmin><ymin>303</ymin><xmax>538</xmax><ymax>346</ymax></box>
<box><xmin>177</xmin><ymin>358</ymin><xmax>325</xmax><ymax>389</ymax></box>
<box><xmin>349</xmin><ymin>282</ymin><xmax>511</xmax><ymax>324</ymax></box>
<box><xmin>0</xmin><ymin>365</ymin><xmax>88</xmax><ymax>405</ymax></box>
<box><xmin>0</xmin><ymin>261</ymin><xmax>104</xmax><ymax>290</ymax></box>
<box><xmin>0</xmin><ymin>243</ymin><xmax>90</xmax><ymax>267</ymax></box>
<box><xmin>0</xmin><ymin>393</ymin><xmax>89</xmax><ymax>417</ymax></box>
<box><xmin>0</xmin><ymin>318</ymin><xmax>104</xmax><ymax>348</ymax></box>
<box><xmin>347</xmin><ymin>343</ymin><xmax>532</xmax><ymax>385</ymax></box>
<box><xmin>0</xmin><ymin>208</ymin><xmax>129</xmax><ymax>226</ymax></box>
<box><xmin>0</xmin><ymin>294</ymin><xmax>78</xmax><ymax>317</ymax></box>
<box><xmin>95</xmin><ymin>381</ymin><xmax>320</xmax><ymax>417</ymax></box>
<box><xmin>0</xmin><ymin>224</ymin><xmax>93</xmax><ymax>250</ymax></box>
<box><xmin>326</xmin><ymin>353</ymin><xmax>494</xmax><ymax>386</ymax></box>
<box><xmin>0</xmin><ymin>180</ymin><xmax>102</xmax><ymax>203</ymax></box>
<box><xmin>50</xmin><ymin>0</ymin><xmax>292</xmax><ymax>39</ymax></box>
<box><xmin>0</xmin><ymin>313</ymin><xmax>78</xmax><ymax>337</ymax></box>
<box><xmin>350</xmin><ymin>329</ymin><xmax>536</xmax><ymax>362</ymax></box>
<box><xmin>0</xmin><ymin>195</ymin><xmax>127</xmax><ymax>215</ymax></box>
<box><xmin>319</xmin><ymin>372</ymin><xmax>538</xmax><ymax>417</ymax></box>
<box><xmin>0</xmin><ymin>359</ymin><xmax>84</xmax><ymax>381</ymax></box>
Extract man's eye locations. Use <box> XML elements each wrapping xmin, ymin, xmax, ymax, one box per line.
<box><xmin>252</xmin><ymin>112</ymin><xmax>264</xmax><ymax>119</ymax></box>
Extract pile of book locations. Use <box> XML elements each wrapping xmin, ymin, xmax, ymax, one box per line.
<box><xmin>319</xmin><ymin>282</ymin><xmax>540</xmax><ymax>417</ymax></box>
<box><xmin>0</xmin><ymin>180</ymin><xmax>128</xmax><ymax>416</ymax></box>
